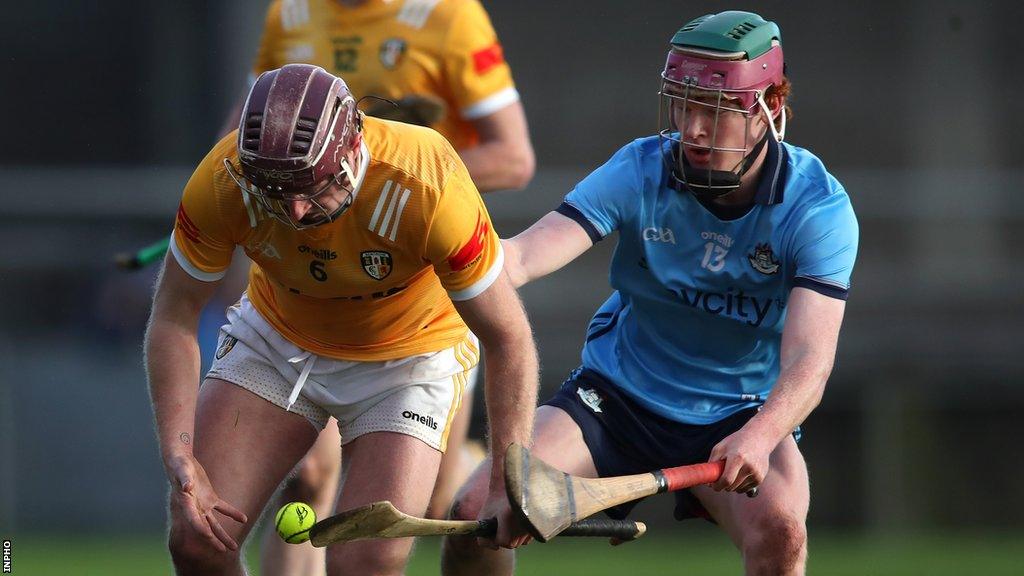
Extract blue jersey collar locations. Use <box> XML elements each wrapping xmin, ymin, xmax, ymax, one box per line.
<box><xmin>753</xmin><ymin>137</ymin><xmax>788</xmax><ymax>206</ymax></box>
<box><xmin>665</xmin><ymin>137</ymin><xmax>788</xmax><ymax>206</ymax></box>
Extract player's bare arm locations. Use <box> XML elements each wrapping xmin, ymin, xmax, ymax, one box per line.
<box><xmin>710</xmin><ymin>287</ymin><xmax>847</xmax><ymax>493</ymax></box>
<box><xmin>451</xmin><ymin>271</ymin><xmax>539</xmax><ymax>549</ymax></box>
<box><xmin>458</xmin><ymin>101</ymin><xmax>535</xmax><ymax>192</ymax></box>
<box><xmin>501</xmin><ymin>211</ymin><xmax>594</xmax><ymax>288</ymax></box>
<box><xmin>145</xmin><ymin>254</ymin><xmax>247</xmax><ymax>551</ymax></box>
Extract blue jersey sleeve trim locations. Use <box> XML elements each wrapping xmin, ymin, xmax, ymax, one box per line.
<box><xmin>585</xmin><ymin>307</ymin><xmax>622</xmax><ymax>343</ymax></box>
<box><xmin>794</xmin><ymin>276</ymin><xmax>849</xmax><ymax>301</ymax></box>
<box><xmin>555</xmin><ymin>202</ymin><xmax>603</xmax><ymax>244</ymax></box>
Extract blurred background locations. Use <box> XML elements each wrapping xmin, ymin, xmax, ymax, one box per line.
<box><xmin>1</xmin><ymin>0</ymin><xmax>1023</xmax><ymax>573</ymax></box>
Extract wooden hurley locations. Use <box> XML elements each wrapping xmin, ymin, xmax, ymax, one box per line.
<box><xmin>504</xmin><ymin>443</ymin><xmax>724</xmax><ymax>542</ymax></box>
<box><xmin>309</xmin><ymin>500</ymin><xmax>646</xmax><ymax>547</ymax></box>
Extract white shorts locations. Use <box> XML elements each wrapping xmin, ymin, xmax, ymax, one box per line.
<box><xmin>207</xmin><ymin>295</ymin><xmax>479</xmax><ymax>452</ymax></box>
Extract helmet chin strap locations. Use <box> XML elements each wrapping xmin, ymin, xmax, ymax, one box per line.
<box><xmin>677</xmin><ymin>131</ymin><xmax>769</xmax><ymax>199</ymax></box>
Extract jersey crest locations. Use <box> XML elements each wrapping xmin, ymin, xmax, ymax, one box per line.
<box><xmin>748</xmin><ymin>243</ymin><xmax>781</xmax><ymax>275</ymax></box>
<box><xmin>215</xmin><ymin>335</ymin><xmax>238</xmax><ymax>360</ymax></box>
<box><xmin>361</xmin><ymin>250</ymin><xmax>393</xmax><ymax>280</ymax></box>
<box><xmin>379</xmin><ymin>38</ymin><xmax>407</xmax><ymax>69</ymax></box>
<box><xmin>576</xmin><ymin>387</ymin><xmax>604</xmax><ymax>413</ymax></box>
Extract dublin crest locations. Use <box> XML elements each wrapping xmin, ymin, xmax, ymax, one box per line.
<box><xmin>361</xmin><ymin>251</ymin><xmax>393</xmax><ymax>280</ymax></box>
<box><xmin>748</xmin><ymin>243</ymin><xmax>780</xmax><ymax>275</ymax></box>
<box><xmin>576</xmin><ymin>387</ymin><xmax>604</xmax><ymax>413</ymax></box>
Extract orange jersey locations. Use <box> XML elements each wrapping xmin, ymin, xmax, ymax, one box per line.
<box><xmin>253</xmin><ymin>0</ymin><xmax>518</xmax><ymax>150</ymax></box>
<box><xmin>171</xmin><ymin>117</ymin><xmax>503</xmax><ymax>361</ymax></box>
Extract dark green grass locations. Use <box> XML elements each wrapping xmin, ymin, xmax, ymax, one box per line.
<box><xmin>7</xmin><ymin>529</ymin><xmax>1022</xmax><ymax>575</ymax></box>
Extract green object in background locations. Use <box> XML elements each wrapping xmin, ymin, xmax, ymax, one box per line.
<box><xmin>114</xmin><ymin>236</ymin><xmax>170</xmax><ymax>270</ymax></box>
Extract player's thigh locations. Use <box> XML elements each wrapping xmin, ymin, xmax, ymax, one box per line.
<box><xmin>691</xmin><ymin>435</ymin><xmax>809</xmax><ymax>548</ymax></box>
<box><xmin>449</xmin><ymin>404</ymin><xmax>596</xmax><ymax>521</ymax></box>
<box><xmin>191</xmin><ymin>377</ymin><xmax>320</xmax><ymax>541</ymax></box>
<box><xmin>326</xmin><ymin>431</ymin><xmax>443</xmax><ymax>572</ymax></box>
<box><xmin>530</xmin><ymin>405</ymin><xmax>599</xmax><ymax>477</ymax></box>
<box><xmin>334</xmin><ymin>430</ymin><xmax>443</xmax><ymax>515</ymax></box>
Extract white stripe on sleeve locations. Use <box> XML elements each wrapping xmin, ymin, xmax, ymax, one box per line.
<box><xmin>461</xmin><ymin>87</ymin><xmax>519</xmax><ymax>120</ymax></box>
<box><xmin>447</xmin><ymin>244</ymin><xmax>504</xmax><ymax>301</ymax></box>
<box><xmin>169</xmin><ymin>230</ymin><xmax>228</xmax><ymax>282</ymax></box>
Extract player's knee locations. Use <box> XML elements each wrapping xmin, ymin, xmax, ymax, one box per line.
<box><xmin>168</xmin><ymin>524</ymin><xmax>240</xmax><ymax>574</ymax></box>
<box><xmin>284</xmin><ymin>455</ymin><xmax>338</xmax><ymax>504</ymax></box>
<box><xmin>447</xmin><ymin>476</ymin><xmax>487</xmax><ymax>522</ymax></box>
<box><xmin>440</xmin><ymin>486</ymin><xmax>487</xmax><ymax>555</ymax></box>
<box><xmin>743</xmin><ymin>513</ymin><xmax>807</xmax><ymax>573</ymax></box>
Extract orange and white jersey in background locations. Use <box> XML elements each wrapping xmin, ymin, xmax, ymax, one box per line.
<box><xmin>252</xmin><ymin>0</ymin><xmax>519</xmax><ymax>151</ymax></box>
<box><xmin>171</xmin><ymin>117</ymin><xmax>503</xmax><ymax>361</ymax></box>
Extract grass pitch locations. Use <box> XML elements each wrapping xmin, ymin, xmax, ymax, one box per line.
<box><xmin>8</xmin><ymin>528</ymin><xmax>1022</xmax><ymax>575</ymax></box>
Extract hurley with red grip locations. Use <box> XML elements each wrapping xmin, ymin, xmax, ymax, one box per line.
<box><xmin>504</xmin><ymin>443</ymin><xmax>724</xmax><ymax>542</ymax></box>
<box><xmin>657</xmin><ymin>460</ymin><xmax>724</xmax><ymax>493</ymax></box>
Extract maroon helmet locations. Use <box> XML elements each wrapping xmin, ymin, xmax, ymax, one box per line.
<box><xmin>225</xmin><ymin>64</ymin><xmax>364</xmax><ymax>229</ymax></box>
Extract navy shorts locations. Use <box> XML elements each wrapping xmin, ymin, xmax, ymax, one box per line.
<box><xmin>542</xmin><ymin>367</ymin><xmax>761</xmax><ymax>522</ymax></box>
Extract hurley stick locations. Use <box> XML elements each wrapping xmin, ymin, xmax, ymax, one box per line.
<box><xmin>309</xmin><ymin>500</ymin><xmax>646</xmax><ymax>547</ymax></box>
<box><xmin>505</xmin><ymin>443</ymin><xmax>724</xmax><ymax>542</ymax></box>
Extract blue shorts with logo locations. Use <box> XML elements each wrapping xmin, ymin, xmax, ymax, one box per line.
<box><xmin>542</xmin><ymin>367</ymin><xmax>764</xmax><ymax>522</ymax></box>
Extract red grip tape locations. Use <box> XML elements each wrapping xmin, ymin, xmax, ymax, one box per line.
<box><xmin>662</xmin><ymin>461</ymin><xmax>725</xmax><ymax>492</ymax></box>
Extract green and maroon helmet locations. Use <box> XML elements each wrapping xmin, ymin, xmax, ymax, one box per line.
<box><xmin>225</xmin><ymin>64</ymin><xmax>365</xmax><ymax>229</ymax></box>
<box><xmin>658</xmin><ymin>11</ymin><xmax>786</xmax><ymax>197</ymax></box>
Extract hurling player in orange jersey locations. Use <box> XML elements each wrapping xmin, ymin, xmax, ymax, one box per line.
<box><xmin>229</xmin><ymin>3</ymin><xmax>535</xmax><ymax>570</ymax></box>
<box><xmin>147</xmin><ymin>64</ymin><xmax>537</xmax><ymax>576</ymax></box>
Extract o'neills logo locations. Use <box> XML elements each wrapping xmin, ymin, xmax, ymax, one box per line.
<box><xmin>299</xmin><ymin>245</ymin><xmax>337</xmax><ymax>260</ymax></box>
<box><xmin>402</xmin><ymin>410</ymin><xmax>438</xmax><ymax>430</ymax></box>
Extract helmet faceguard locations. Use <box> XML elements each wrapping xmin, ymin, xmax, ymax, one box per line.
<box><xmin>658</xmin><ymin>11</ymin><xmax>786</xmax><ymax>198</ymax></box>
<box><xmin>225</xmin><ymin>64</ymin><xmax>366</xmax><ymax>230</ymax></box>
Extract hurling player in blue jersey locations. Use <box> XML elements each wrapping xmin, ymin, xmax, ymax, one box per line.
<box><xmin>442</xmin><ymin>11</ymin><xmax>858</xmax><ymax>576</ymax></box>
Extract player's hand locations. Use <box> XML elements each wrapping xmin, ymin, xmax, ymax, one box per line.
<box><xmin>167</xmin><ymin>454</ymin><xmax>248</xmax><ymax>552</ymax></box>
<box><xmin>363</xmin><ymin>94</ymin><xmax>447</xmax><ymax>127</ymax></box>
<box><xmin>477</xmin><ymin>484</ymin><xmax>531</xmax><ymax>550</ymax></box>
<box><xmin>708</xmin><ymin>426</ymin><xmax>774</xmax><ymax>496</ymax></box>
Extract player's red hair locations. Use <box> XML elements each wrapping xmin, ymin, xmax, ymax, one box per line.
<box><xmin>765</xmin><ymin>77</ymin><xmax>793</xmax><ymax>132</ymax></box>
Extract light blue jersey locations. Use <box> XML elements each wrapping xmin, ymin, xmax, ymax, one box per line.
<box><xmin>558</xmin><ymin>136</ymin><xmax>858</xmax><ymax>424</ymax></box>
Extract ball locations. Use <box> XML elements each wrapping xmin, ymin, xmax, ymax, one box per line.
<box><xmin>275</xmin><ymin>502</ymin><xmax>317</xmax><ymax>544</ymax></box>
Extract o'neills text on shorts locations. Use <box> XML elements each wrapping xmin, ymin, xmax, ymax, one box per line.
<box><xmin>402</xmin><ymin>410</ymin><xmax>438</xmax><ymax>430</ymax></box>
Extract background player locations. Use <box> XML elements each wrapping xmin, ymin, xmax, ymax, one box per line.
<box><xmin>147</xmin><ymin>64</ymin><xmax>537</xmax><ymax>576</ymax></box>
<box><xmin>240</xmin><ymin>0</ymin><xmax>534</xmax><ymax>192</ymax></box>
<box><xmin>442</xmin><ymin>11</ymin><xmax>858</xmax><ymax>576</ymax></box>
<box><xmin>241</xmin><ymin>1</ymin><xmax>536</xmax><ymax>572</ymax></box>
